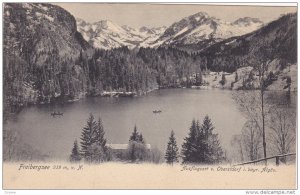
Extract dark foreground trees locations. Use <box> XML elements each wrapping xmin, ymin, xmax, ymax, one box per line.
<box><xmin>165</xmin><ymin>130</ymin><xmax>179</xmax><ymax>165</ymax></box>
<box><xmin>70</xmin><ymin>140</ymin><xmax>81</xmax><ymax>162</ymax></box>
<box><xmin>124</xmin><ymin>125</ymin><xmax>163</xmax><ymax>163</ymax></box>
<box><xmin>127</xmin><ymin>125</ymin><xmax>147</xmax><ymax>162</ymax></box>
<box><xmin>69</xmin><ymin>113</ymin><xmax>110</xmax><ymax>163</ymax></box>
<box><xmin>80</xmin><ymin>114</ymin><xmax>110</xmax><ymax>162</ymax></box>
<box><xmin>181</xmin><ymin>116</ymin><xmax>224</xmax><ymax>164</ymax></box>
<box><xmin>69</xmin><ymin>114</ymin><xmax>227</xmax><ymax>164</ymax></box>
<box><xmin>69</xmin><ymin>116</ymin><xmax>163</xmax><ymax>163</ymax></box>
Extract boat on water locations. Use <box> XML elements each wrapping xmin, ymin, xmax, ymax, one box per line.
<box><xmin>51</xmin><ymin>112</ymin><xmax>63</xmax><ymax>117</ymax></box>
<box><xmin>153</xmin><ymin>110</ymin><xmax>162</xmax><ymax>114</ymax></box>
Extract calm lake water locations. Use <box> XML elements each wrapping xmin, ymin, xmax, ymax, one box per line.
<box><xmin>8</xmin><ymin>89</ymin><xmax>248</xmax><ymax>160</ymax></box>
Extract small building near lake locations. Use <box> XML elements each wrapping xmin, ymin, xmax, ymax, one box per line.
<box><xmin>107</xmin><ymin>143</ymin><xmax>151</xmax><ymax>161</ymax></box>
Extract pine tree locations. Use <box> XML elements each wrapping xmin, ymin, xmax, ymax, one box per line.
<box><xmin>70</xmin><ymin>140</ymin><xmax>81</xmax><ymax>162</ymax></box>
<box><xmin>202</xmin><ymin>116</ymin><xmax>214</xmax><ymax>139</ymax></box>
<box><xmin>93</xmin><ymin>117</ymin><xmax>109</xmax><ymax>161</ymax></box>
<box><xmin>79</xmin><ymin>114</ymin><xmax>110</xmax><ymax>162</ymax></box>
<box><xmin>181</xmin><ymin>119</ymin><xmax>198</xmax><ymax>163</ymax></box>
<box><xmin>129</xmin><ymin>125</ymin><xmax>139</xmax><ymax>142</ymax></box>
<box><xmin>181</xmin><ymin>116</ymin><xmax>224</xmax><ymax>164</ymax></box>
<box><xmin>193</xmin><ymin>120</ymin><xmax>205</xmax><ymax>162</ymax></box>
<box><xmin>201</xmin><ymin>115</ymin><xmax>224</xmax><ymax>164</ymax></box>
<box><xmin>80</xmin><ymin>113</ymin><xmax>97</xmax><ymax>161</ymax></box>
<box><xmin>95</xmin><ymin>117</ymin><xmax>108</xmax><ymax>152</ymax></box>
<box><xmin>165</xmin><ymin>130</ymin><xmax>179</xmax><ymax>165</ymax></box>
<box><xmin>128</xmin><ymin>125</ymin><xmax>147</xmax><ymax>162</ymax></box>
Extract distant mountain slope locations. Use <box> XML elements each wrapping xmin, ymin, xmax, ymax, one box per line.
<box><xmin>151</xmin><ymin>12</ymin><xmax>263</xmax><ymax>49</ymax></box>
<box><xmin>197</xmin><ymin>13</ymin><xmax>297</xmax><ymax>72</ymax></box>
<box><xmin>76</xmin><ymin>18</ymin><xmax>166</xmax><ymax>49</ymax></box>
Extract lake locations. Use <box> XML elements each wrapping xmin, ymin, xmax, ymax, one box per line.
<box><xmin>7</xmin><ymin>89</ymin><xmax>248</xmax><ymax>160</ymax></box>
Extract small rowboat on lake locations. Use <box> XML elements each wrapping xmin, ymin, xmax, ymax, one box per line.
<box><xmin>153</xmin><ymin>110</ymin><xmax>162</xmax><ymax>114</ymax></box>
<box><xmin>51</xmin><ymin>112</ymin><xmax>63</xmax><ymax>117</ymax></box>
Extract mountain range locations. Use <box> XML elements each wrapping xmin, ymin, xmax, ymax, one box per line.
<box><xmin>76</xmin><ymin>18</ymin><xmax>166</xmax><ymax>49</ymax></box>
<box><xmin>76</xmin><ymin>12</ymin><xmax>263</xmax><ymax>50</ymax></box>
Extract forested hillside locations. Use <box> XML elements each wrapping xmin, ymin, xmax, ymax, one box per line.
<box><xmin>3</xmin><ymin>3</ymin><xmax>90</xmax><ymax>113</ymax></box>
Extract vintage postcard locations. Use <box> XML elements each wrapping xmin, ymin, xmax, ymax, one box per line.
<box><xmin>2</xmin><ymin>2</ymin><xmax>297</xmax><ymax>190</ymax></box>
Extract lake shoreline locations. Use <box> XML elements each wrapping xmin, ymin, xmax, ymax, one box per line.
<box><xmin>6</xmin><ymin>85</ymin><xmax>295</xmax><ymax>117</ymax></box>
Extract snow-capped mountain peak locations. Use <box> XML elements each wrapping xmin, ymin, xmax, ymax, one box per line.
<box><xmin>186</xmin><ymin>11</ymin><xmax>213</xmax><ymax>22</ymax></box>
<box><xmin>76</xmin><ymin>18</ymin><xmax>166</xmax><ymax>49</ymax></box>
<box><xmin>76</xmin><ymin>12</ymin><xmax>264</xmax><ymax>50</ymax></box>
<box><xmin>151</xmin><ymin>12</ymin><xmax>264</xmax><ymax>48</ymax></box>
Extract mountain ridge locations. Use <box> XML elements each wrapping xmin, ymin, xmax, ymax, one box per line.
<box><xmin>153</xmin><ymin>11</ymin><xmax>264</xmax><ymax>49</ymax></box>
<box><xmin>76</xmin><ymin>18</ymin><xmax>167</xmax><ymax>49</ymax></box>
<box><xmin>76</xmin><ymin>11</ymin><xmax>264</xmax><ymax>50</ymax></box>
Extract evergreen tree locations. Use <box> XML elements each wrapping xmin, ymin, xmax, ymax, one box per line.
<box><xmin>193</xmin><ymin>120</ymin><xmax>205</xmax><ymax>162</ymax></box>
<box><xmin>80</xmin><ymin>113</ymin><xmax>97</xmax><ymax>161</ymax></box>
<box><xmin>95</xmin><ymin>117</ymin><xmax>108</xmax><ymax>153</ymax></box>
<box><xmin>79</xmin><ymin>114</ymin><xmax>110</xmax><ymax>162</ymax></box>
<box><xmin>70</xmin><ymin>140</ymin><xmax>81</xmax><ymax>162</ymax></box>
<box><xmin>127</xmin><ymin>125</ymin><xmax>147</xmax><ymax>162</ymax></box>
<box><xmin>202</xmin><ymin>116</ymin><xmax>214</xmax><ymax>139</ymax></box>
<box><xmin>128</xmin><ymin>141</ymin><xmax>147</xmax><ymax>162</ymax></box>
<box><xmin>93</xmin><ymin>117</ymin><xmax>109</xmax><ymax>161</ymax></box>
<box><xmin>129</xmin><ymin>125</ymin><xmax>139</xmax><ymax>142</ymax></box>
<box><xmin>201</xmin><ymin>115</ymin><xmax>224</xmax><ymax>164</ymax></box>
<box><xmin>181</xmin><ymin>119</ymin><xmax>198</xmax><ymax>163</ymax></box>
<box><xmin>181</xmin><ymin>116</ymin><xmax>224</xmax><ymax>164</ymax></box>
<box><xmin>165</xmin><ymin>130</ymin><xmax>179</xmax><ymax>165</ymax></box>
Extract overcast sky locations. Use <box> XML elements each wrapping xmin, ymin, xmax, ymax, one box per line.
<box><xmin>55</xmin><ymin>3</ymin><xmax>297</xmax><ymax>28</ymax></box>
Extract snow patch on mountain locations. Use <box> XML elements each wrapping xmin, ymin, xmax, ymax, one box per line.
<box><xmin>152</xmin><ymin>12</ymin><xmax>263</xmax><ymax>47</ymax></box>
<box><xmin>76</xmin><ymin>12</ymin><xmax>263</xmax><ymax>50</ymax></box>
<box><xmin>76</xmin><ymin>18</ymin><xmax>166</xmax><ymax>49</ymax></box>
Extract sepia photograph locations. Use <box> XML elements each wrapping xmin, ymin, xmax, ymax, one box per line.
<box><xmin>2</xmin><ymin>2</ymin><xmax>297</xmax><ymax>191</ymax></box>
